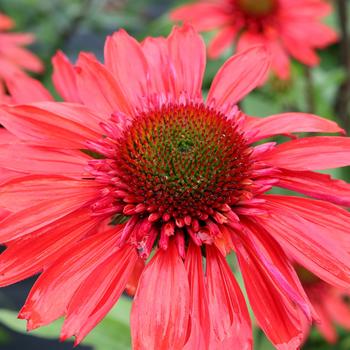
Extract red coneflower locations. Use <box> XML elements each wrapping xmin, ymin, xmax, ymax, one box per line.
<box><xmin>171</xmin><ymin>0</ymin><xmax>337</xmax><ymax>79</ymax></box>
<box><xmin>297</xmin><ymin>267</ymin><xmax>350</xmax><ymax>344</ymax></box>
<box><xmin>0</xmin><ymin>12</ymin><xmax>43</xmax><ymax>82</ymax></box>
<box><xmin>0</xmin><ymin>26</ymin><xmax>350</xmax><ymax>349</ymax></box>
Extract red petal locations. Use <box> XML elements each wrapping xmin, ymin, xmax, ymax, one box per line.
<box><xmin>324</xmin><ymin>288</ymin><xmax>350</xmax><ymax>330</ymax></box>
<box><xmin>19</xmin><ymin>228</ymin><xmax>121</xmax><ymax>329</ymax></box>
<box><xmin>276</xmin><ymin>168</ymin><xmax>350</xmax><ymax>207</ymax></box>
<box><xmin>125</xmin><ymin>258</ymin><xmax>145</xmax><ymax>297</ymax></box>
<box><xmin>76</xmin><ymin>53</ymin><xmax>131</xmax><ymax>116</ymax></box>
<box><xmin>208</xmin><ymin>27</ymin><xmax>237</xmax><ymax>59</ymax></box>
<box><xmin>245</xmin><ymin>113</ymin><xmax>344</xmax><ymax>143</ymax></box>
<box><xmin>306</xmin><ymin>287</ymin><xmax>337</xmax><ymax>343</ymax></box>
<box><xmin>168</xmin><ymin>25</ymin><xmax>206</xmax><ymax>99</ymax></box>
<box><xmin>1</xmin><ymin>46</ymin><xmax>43</xmax><ymax>73</ymax></box>
<box><xmin>0</xmin><ymin>103</ymin><xmax>103</xmax><ymax>148</ymax></box>
<box><xmin>261</xmin><ymin>136</ymin><xmax>350</xmax><ymax>170</ymax></box>
<box><xmin>131</xmin><ymin>240</ymin><xmax>190</xmax><ymax>349</ymax></box>
<box><xmin>0</xmin><ymin>175</ymin><xmax>97</xmax><ymax>211</ymax></box>
<box><xmin>0</xmin><ymin>14</ymin><xmax>14</xmax><ymax>30</ymax></box>
<box><xmin>206</xmin><ymin>245</ymin><xmax>252</xmax><ymax>349</ymax></box>
<box><xmin>257</xmin><ymin>195</ymin><xmax>350</xmax><ymax>288</ymax></box>
<box><xmin>281</xmin><ymin>0</ymin><xmax>332</xmax><ymax>17</ymax></box>
<box><xmin>52</xmin><ymin>51</ymin><xmax>80</xmax><ymax>103</ymax></box>
<box><xmin>282</xmin><ymin>34</ymin><xmax>319</xmax><ymax>66</ymax></box>
<box><xmin>61</xmin><ymin>244</ymin><xmax>138</xmax><ymax>344</ymax></box>
<box><xmin>6</xmin><ymin>73</ymin><xmax>53</xmax><ymax>103</ymax></box>
<box><xmin>0</xmin><ymin>32</ymin><xmax>35</xmax><ymax>45</ymax></box>
<box><xmin>235</xmin><ymin>230</ymin><xmax>305</xmax><ymax>350</ymax></box>
<box><xmin>0</xmin><ymin>209</ymin><xmax>99</xmax><ymax>287</ymax></box>
<box><xmin>0</xmin><ymin>180</ymin><xmax>101</xmax><ymax>243</ymax></box>
<box><xmin>183</xmin><ymin>242</ymin><xmax>210</xmax><ymax>350</ymax></box>
<box><xmin>141</xmin><ymin>36</ymin><xmax>174</xmax><ymax>96</ymax></box>
<box><xmin>0</xmin><ymin>143</ymin><xmax>87</xmax><ymax>178</ymax></box>
<box><xmin>170</xmin><ymin>3</ymin><xmax>231</xmax><ymax>32</ymax></box>
<box><xmin>0</xmin><ymin>207</ymin><xmax>11</xmax><ymax>221</ymax></box>
<box><xmin>104</xmin><ymin>29</ymin><xmax>148</xmax><ymax>114</ymax></box>
<box><xmin>268</xmin><ymin>40</ymin><xmax>290</xmax><ymax>80</ymax></box>
<box><xmin>208</xmin><ymin>46</ymin><xmax>270</xmax><ymax>107</ymax></box>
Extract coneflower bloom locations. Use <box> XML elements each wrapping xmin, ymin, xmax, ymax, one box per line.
<box><xmin>0</xmin><ymin>26</ymin><xmax>350</xmax><ymax>349</ymax></box>
<box><xmin>297</xmin><ymin>267</ymin><xmax>350</xmax><ymax>344</ymax></box>
<box><xmin>170</xmin><ymin>0</ymin><xmax>337</xmax><ymax>79</ymax></box>
<box><xmin>0</xmin><ymin>12</ymin><xmax>43</xmax><ymax>82</ymax></box>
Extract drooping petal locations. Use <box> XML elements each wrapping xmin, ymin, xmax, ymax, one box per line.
<box><xmin>0</xmin><ymin>103</ymin><xmax>103</xmax><ymax>148</ymax></box>
<box><xmin>261</xmin><ymin>195</ymin><xmax>350</xmax><ymax>245</ymax></box>
<box><xmin>0</xmin><ymin>209</ymin><xmax>99</xmax><ymax>287</ymax></box>
<box><xmin>6</xmin><ymin>73</ymin><xmax>53</xmax><ymax>103</ymax></box>
<box><xmin>19</xmin><ymin>228</ymin><xmax>121</xmax><ymax>330</ymax></box>
<box><xmin>52</xmin><ymin>51</ymin><xmax>80</xmax><ymax>103</ymax></box>
<box><xmin>261</xmin><ymin>136</ymin><xmax>350</xmax><ymax>170</ymax></box>
<box><xmin>245</xmin><ymin>113</ymin><xmax>344</xmax><ymax>143</ymax></box>
<box><xmin>276</xmin><ymin>168</ymin><xmax>350</xmax><ymax>207</ymax></box>
<box><xmin>167</xmin><ymin>25</ymin><xmax>206</xmax><ymax>99</ymax></box>
<box><xmin>61</xmin><ymin>244</ymin><xmax>138</xmax><ymax>344</ymax></box>
<box><xmin>131</xmin><ymin>240</ymin><xmax>190</xmax><ymax>350</ymax></box>
<box><xmin>239</xmin><ymin>219</ymin><xmax>315</xmax><ymax>319</ymax></box>
<box><xmin>256</xmin><ymin>195</ymin><xmax>350</xmax><ymax>288</ymax></box>
<box><xmin>233</xmin><ymin>224</ymin><xmax>306</xmax><ymax>349</ymax></box>
<box><xmin>206</xmin><ymin>245</ymin><xmax>252</xmax><ymax>349</ymax></box>
<box><xmin>183</xmin><ymin>242</ymin><xmax>210</xmax><ymax>350</ymax></box>
<box><xmin>235</xmin><ymin>218</ymin><xmax>317</xmax><ymax>346</ymax></box>
<box><xmin>207</xmin><ymin>46</ymin><xmax>270</xmax><ymax>108</ymax></box>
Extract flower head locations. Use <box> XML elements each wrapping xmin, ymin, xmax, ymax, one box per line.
<box><xmin>0</xmin><ymin>26</ymin><xmax>350</xmax><ymax>349</ymax></box>
<box><xmin>0</xmin><ymin>12</ymin><xmax>43</xmax><ymax>82</ymax></box>
<box><xmin>171</xmin><ymin>0</ymin><xmax>338</xmax><ymax>79</ymax></box>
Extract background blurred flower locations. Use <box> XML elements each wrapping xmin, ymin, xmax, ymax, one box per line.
<box><xmin>0</xmin><ymin>25</ymin><xmax>350</xmax><ymax>349</ymax></box>
<box><xmin>171</xmin><ymin>0</ymin><xmax>338</xmax><ymax>79</ymax></box>
<box><xmin>0</xmin><ymin>12</ymin><xmax>43</xmax><ymax>82</ymax></box>
<box><xmin>297</xmin><ymin>267</ymin><xmax>350</xmax><ymax>344</ymax></box>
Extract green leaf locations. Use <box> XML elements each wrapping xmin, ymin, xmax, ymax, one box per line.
<box><xmin>0</xmin><ymin>296</ymin><xmax>132</xmax><ymax>349</ymax></box>
<box><xmin>0</xmin><ymin>309</ymin><xmax>64</xmax><ymax>339</ymax></box>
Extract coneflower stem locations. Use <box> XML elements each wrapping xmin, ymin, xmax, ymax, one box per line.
<box><xmin>304</xmin><ymin>66</ymin><xmax>315</xmax><ymax>114</ymax></box>
<box><xmin>335</xmin><ymin>0</ymin><xmax>350</xmax><ymax>132</ymax></box>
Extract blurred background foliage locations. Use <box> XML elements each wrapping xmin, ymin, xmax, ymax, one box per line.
<box><xmin>0</xmin><ymin>0</ymin><xmax>349</xmax><ymax>349</ymax></box>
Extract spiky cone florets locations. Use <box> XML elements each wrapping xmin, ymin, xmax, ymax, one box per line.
<box><xmin>87</xmin><ymin>101</ymin><xmax>256</xmax><ymax>258</ymax></box>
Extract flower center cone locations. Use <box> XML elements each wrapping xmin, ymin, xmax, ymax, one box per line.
<box><xmin>237</xmin><ymin>0</ymin><xmax>277</xmax><ymax>17</ymax></box>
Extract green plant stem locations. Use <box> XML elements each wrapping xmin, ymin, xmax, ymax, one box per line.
<box><xmin>304</xmin><ymin>66</ymin><xmax>315</xmax><ymax>114</ymax></box>
<box><xmin>335</xmin><ymin>0</ymin><xmax>350</xmax><ymax>132</ymax></box>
